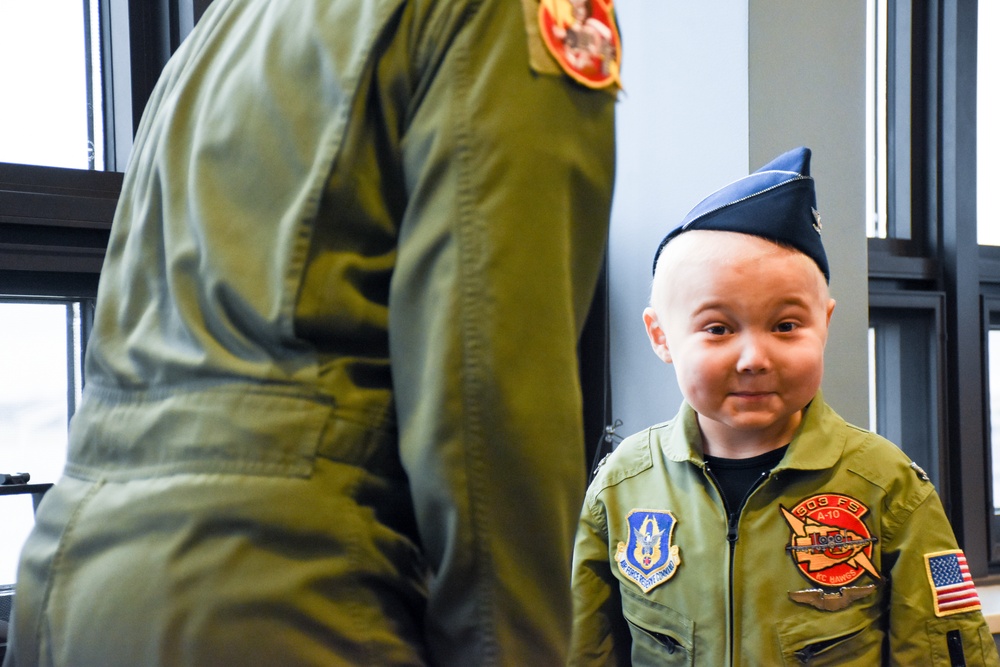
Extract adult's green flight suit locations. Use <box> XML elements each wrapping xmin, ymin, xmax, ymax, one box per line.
<box><xmin>571</xmin><ymin>394</ymin><xmax>1000</xmax><ymax>666</ymax></box>
<box><xmin>4</xmin><ymin>1</ymin><xmax>617</xmax><ymax>665</ymax></box>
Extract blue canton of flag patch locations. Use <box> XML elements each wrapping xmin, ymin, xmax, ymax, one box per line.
<box><xmin>925</xmin><ymin>549</ymin><xmax>982</xmax><ymax>617</ymax></box>
<box><xmin>615</xmin><ymin>509</ymin><xmax>681</xmax><ymax>593</ymax></box>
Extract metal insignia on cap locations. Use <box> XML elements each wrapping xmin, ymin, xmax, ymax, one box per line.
<box><xmin>812</xmin><ymin>208</ymin><xmax>822</xmax><ymax>234</ymax></box>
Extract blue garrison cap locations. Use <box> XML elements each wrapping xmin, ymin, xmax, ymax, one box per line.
<box><xmin>652</xmin><ymin>147</ymin><xmax>829</xmax><ymax>282</ymax></box>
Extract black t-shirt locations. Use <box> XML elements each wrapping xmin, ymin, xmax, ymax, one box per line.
<box><xmin>704</xmin><ymin>445</ymin><xmax>788</xmax><ymax>512</ymax></box>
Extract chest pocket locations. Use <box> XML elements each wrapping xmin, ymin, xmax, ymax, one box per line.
<box><xmin>621</xmin><ymin>586</ymin><xmax>695</xmax><ymax>666</ymax></box>
<box><xmin>776</xmin><ymin>605</ymin><xmax>883</xmax><ymax>665</ymax></box>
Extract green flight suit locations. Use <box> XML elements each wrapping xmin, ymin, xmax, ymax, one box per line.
<box><xmin>571</xmin><ymin>393</ymin><xmax>1000</xmax><ymax>666</ymax></box>
<box><xmin>4</xmin><ymin>1</ymin><xmax>617</xmax><ymax>665</ymax></box>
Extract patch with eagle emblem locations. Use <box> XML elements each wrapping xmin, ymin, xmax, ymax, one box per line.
<box><xmin>615</xmin><ymin>509</ymin><xmax>681</xmax><ymax>593</ymax></box>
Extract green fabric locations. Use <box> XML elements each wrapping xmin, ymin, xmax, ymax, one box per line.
<box><xmin>571</xmin><ymin>393</ymin><xmax>1000</xmax><ymax>666</ymax></box>
<box><xmin>5</xmin><ymin>1</ymin><xmax>617</xmax><ymax>665</ymax></box>
<box><xmin>12</xmin><ymin>460</ymin><xmax>428</xmax><ymax>666</ymax></box>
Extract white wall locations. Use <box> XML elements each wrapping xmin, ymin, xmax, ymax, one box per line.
<box><xmin>607</xmin><ymin>1</ymin><xmax>749</xmax><ymax>437</ymax></box>
<box><xmin>608</xmin><ymin>0</ymin><xmax>869</xmax><ymax>436</ymax></box>
<box><xmin>749</xmin><ymin>0</ymin><xmax>869</xmax><ymax>427</ymax></box>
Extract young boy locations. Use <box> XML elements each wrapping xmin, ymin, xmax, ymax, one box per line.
<box><xmin>569</xmin><ymin>147</ymin><xmax>1000</xmax><ymax>666</ymax></box>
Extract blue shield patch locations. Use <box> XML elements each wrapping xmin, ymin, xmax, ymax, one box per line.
<box><xmin>615</xmin><ymin>509</ymin><xmax>681</xmax><ymax>593</ymax></box>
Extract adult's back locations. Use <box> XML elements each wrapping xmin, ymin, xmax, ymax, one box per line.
<box><xmin>4</xmin><ymin>1</ymin><xmax>618</xmax><ymax>665</ymax></box>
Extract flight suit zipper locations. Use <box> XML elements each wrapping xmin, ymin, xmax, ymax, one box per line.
<box><xmin>704</xmin><ymin>464</ymin><xmax>771</xmax><ymax>667</ymax></box>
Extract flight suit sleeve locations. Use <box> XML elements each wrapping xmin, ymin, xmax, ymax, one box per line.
<box><xmin>883</xmin><ymin>488</ymin><xmax>1000</xmax><ymax>666</ymax></box>
<box><xmin>570</xmin><ymin>495</ymin><xmax>632</xmax><ymax>666</ymax></box>
<box><xmin>388</xmin><ymin>0</ymin><xmax>617</xmax><ymax>664</ymax></box>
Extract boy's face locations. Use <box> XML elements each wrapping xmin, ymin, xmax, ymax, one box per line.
<box><xmin>643</xmin><ymin>231</ymin><xmax>836</xmax><ymax>457</ymax></box>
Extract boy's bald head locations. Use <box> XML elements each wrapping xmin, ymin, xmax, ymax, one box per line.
<box><xmin>651</xmin><ymin>230</ymin><xmax>830</xmax><ymax>311</ymax></box>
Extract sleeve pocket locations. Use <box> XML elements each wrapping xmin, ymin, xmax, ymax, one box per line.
<box><xmin>923</xmin><ymin>616</ymin><xmax>999</xmax><ymax>667</ymax></box>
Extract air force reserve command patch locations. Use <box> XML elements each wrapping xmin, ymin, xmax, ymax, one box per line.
<box><xmin>781</xmin><ymin>494</ymin><xmax>880</xmax><ymax>588</ymax></box>
<box><xmin>616</xmin><ymin>509</ymin><xmax>681</xmax><ymax>593</ymax></box>
<box><xmin>537</xmin><ymin>0</ymin><xmax>621</xmax><ymax>89</ymax></box>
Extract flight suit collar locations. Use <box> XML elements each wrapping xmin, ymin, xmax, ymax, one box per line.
<box><xmin>661</xmin><ymin>390</ymin><xmax>847</xmax><ymax>472</ymax></box>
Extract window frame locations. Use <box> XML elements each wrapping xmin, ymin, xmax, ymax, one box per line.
<box><xmin>1</xmin><ymin>0</ymin><xmax>210</xmax><ymax>296</ymax></box>
<box><xmin>0</xmin><ymin>163</ymin><xmax>121</xmax><ymax>298</ymax></box>
<box><xmin>869</xmin><ymin>0</ymin><xmax>1000</xmax><ymax>578</ymax></box>
<box><xmin>869</xmin><ymin>290</ymin><xmax>948</xmax><ymax>500</ymax></box>
<box><xmin>981</xmin><ymin>296</ymin><xmax>1000</xmax><ymax>564</ymax></box>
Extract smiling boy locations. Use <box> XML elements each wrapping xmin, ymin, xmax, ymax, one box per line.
<box><xmin>569</xmin><ymin>147</ymin><xmax>1000</xmax><ymax>666</ymax></box>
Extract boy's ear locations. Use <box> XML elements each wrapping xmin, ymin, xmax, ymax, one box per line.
<box><xmin>643</xmin><ymin>307</ymin><xmax>673</xmax><ymax>364</ymax></box>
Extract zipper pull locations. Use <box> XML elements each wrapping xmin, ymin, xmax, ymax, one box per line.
<box><xmin>795</xmin><ymin>645</ymin><xmax>817</xmax><ymax>663</ymax></box>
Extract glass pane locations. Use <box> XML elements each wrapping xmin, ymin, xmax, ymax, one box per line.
<box><xmin>0</xmin><ymin>303</ymin><xmax>77</xmax><ymax>485</ymax></box>
<box><xmin>0</xmin><ymin>0</ymin><xmax>104</xmax><ymax>170</ymax></box>
<box><xmin>989</xmin><ymin>330</ymin><xmax>1000</xmax><ymax>514</ymax></box>
<box><xmin>980</xmin><ymin>1</ymin><xmax>1000</xmax><ymax>245</ymax></box>
<box><xmin>0</xmin><ymin>493</ymin><xmax>38</xmax><ymax>585</ymax></box>
<box><xmin>866</xmin><ymin>0</ymin><xmax>888</xmax><ymax>239</ymax></box>
<box><xmin>868</xmin><ymin>326</ymin><xmax>877</xmax><ymax>432</ymax></box>
<box><xmin>869</xmin><ymin>310</ymin><xmax>940</xmax><ymax>487</ymax></box>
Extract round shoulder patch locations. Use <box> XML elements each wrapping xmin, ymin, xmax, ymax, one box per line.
<box><xmin>538</xmin><ymin>0</ymin><xmax>622</xmax><ymax>89</ymax></box>
<box><xmin>781</xmin><ymin>494</ymin><xmax>880</xmax><ymax>588</ymax></box>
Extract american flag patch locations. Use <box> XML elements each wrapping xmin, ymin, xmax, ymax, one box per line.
<box><xmin>924</xmin><ymin>549</ymin><xmax>982</xmax><ymax>617</ymax></box>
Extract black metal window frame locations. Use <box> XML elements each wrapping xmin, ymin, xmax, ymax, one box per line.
<box><xmin>869</xmin><ymin>290</ymin><xmax>948</xmax><ymax>495</ymax></box>
<box><xmin>0</xmin><ymin>1</ymin><xmax>212</xmax><ymax>448</ymax></box>
<box><xmin>1</xmin><ymin>0</ymin><xmax>213</xmax><ymax>297</ymax></box>
<box><xmin>982</xmin><ymin>296</ymin><xmax>1000</xmax><ymax>565</ymax></box>
<box><xmin>869</xmin><ymin>0</ymin><xmax>1000</xmax><ymax>578</ymax></box>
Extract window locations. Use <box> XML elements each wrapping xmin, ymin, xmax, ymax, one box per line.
<box><xmin>0</xmin><ymin>0</ymin><xmax>104</xmax><ymax>170</ymax></box>
<box><xmin>866</xmin><ymin>0</ymin><xmax>888</xmax><ymax>239</ymax></box>
<box><xmin>0</xmin><ymin>1</ymin><xmax>210</xmax><ymax>488</ymax></box>
<box><xmin>981</xmin><ymin>0</ymin><xmax>1000</xmax><ymax>568</ymax></box>
<box><xmin>868</xmin><ymin>0</ymin><xmax>999</xmax><ymax>577</ymax></box>
<box><xmin>869</xmin><ymin>292</ymin><xmax>946</xmax><ymax>491</ymax></box>
<box><xmin>978</xmin><ymin>0</ymin><xmax>999</xmax><ymax>246</ymax></box>
<box><xmin>986</xmin><ymin>306</ymin><xmax>1000</xmax><ymax>561</ymax></box>
<box><xmin>0</xmin><ymin>301</ymin><xmax>88</xmax><ymax>485</ymax></box>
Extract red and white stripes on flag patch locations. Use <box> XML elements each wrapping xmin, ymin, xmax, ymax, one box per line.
<box><xmin>924</xmin><ymin>549</ymin><xmax>982</xmax><ymax>617</ymax></box>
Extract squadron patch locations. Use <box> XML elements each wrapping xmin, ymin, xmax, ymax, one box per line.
<box><xmin>781</xmin><ymin>494</ymin><xmax>880</xmax><ymax>588</ymax></box>
<box><xmin>538</xmin><ymin>0</ymin><xmax>622</xmax><ymax>90</ymax></box>
<box><xmin>616</xmin><ymin>509</ymin><xmax>680</xmax><ymax>593</ymax></box>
